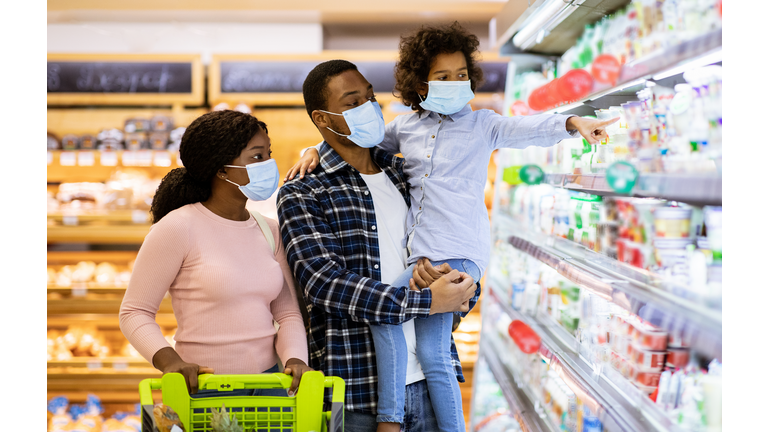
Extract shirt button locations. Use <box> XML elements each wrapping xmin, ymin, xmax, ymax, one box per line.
<box><xmin>372</xmin><ymin>225</ymin><xmax>377</xmax><ymax>230</ymax></box>
<box><xmin>427</xmin><ymin>155</ymin><xmax>431</xmax><ymax>158</ymax></box>
<box><xmin>364</xmin><ymin>191</ymin><xmax>369</xmax><ymax>195</ymax></box>
<box><xmin>431</xmin><ymin>135</ymin><xmax>435</xmax><ymax>139</ymax></box>
<box><xmin>374</xmin><ymin>264</ymin><xmax>379</xmax><ymax>269</ymax></box>
<box><xmin>419</xmin><ymin>207</ymin><xmax>422</xmax><ymax>210</ymax></box>
<box><xmin>438</xmin><ymin>120</ymin><xmax>442</xmax><ymax>123</ymax></box>
<box><xmin>425</xmin><ymin>174</ymin><xmax>428</xmax><ymax>177</ymax></box>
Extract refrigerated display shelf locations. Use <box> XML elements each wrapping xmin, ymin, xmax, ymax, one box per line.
<box><xmin>480</xmin><ymin>339</ymin><xmax>556</xmax><ymax>432</ymax></box>
<box><xmin>485</xmin><ymin>288</ymin><xmax>683</xmax><ymax>432</ymax></box>
<box><xmin>493</xmin><ymin>212</ymin><xmax>722</xmax><ymax>361</ymax></box>
<box><xmin>543</xmin><ymin>28</ymin><xmax>722</xmax><ymax>116</ymax></box>
<box><xmin>542</xmin><ymin>173</ymin><xmax>722</xmax><ymax>206</ymax></box>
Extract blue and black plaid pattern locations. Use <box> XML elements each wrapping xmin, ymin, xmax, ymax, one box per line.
<box><xmin>277</xmin><ymin>142</ymin><xmax>480</xmax><ymax>415</ymax></box>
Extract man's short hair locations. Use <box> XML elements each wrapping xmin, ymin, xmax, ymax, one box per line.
<box><xmin>302</xmin><ymin>60</ymin><xmax>359</xmax><ymax>121</ymax></box>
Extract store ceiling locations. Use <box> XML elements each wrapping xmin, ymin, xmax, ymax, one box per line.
<box><xmin>48</xmin><ymin>0</ymin><xmax>511</xmax><ymax>24</ymax></box>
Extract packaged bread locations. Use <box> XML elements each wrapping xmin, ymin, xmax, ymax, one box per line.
<box><xmin>94</xmin><ymin>262</ymin><xmax>117</xmax><ymax>286</ymax></box>
<box><xmin>153</xmin><ymin>404</ymin><xmax>186</xmax><ymax>432</ymax></box>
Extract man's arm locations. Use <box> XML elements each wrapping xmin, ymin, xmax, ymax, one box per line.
<box><xmin>276</xmin><ymin>181</ymin><xmax>432</xmax><ymax>326</ymax></box>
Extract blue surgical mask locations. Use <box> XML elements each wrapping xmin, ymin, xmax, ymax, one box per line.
<box><xmin>319</xmin><ymin>100</ymin><xmax>385</xmax><ymax>148</ymax></box>
<box><xmin>224</xmin><ymin>158</ymin><xmax>280</xmax><ymax>201</ymax></box>
<box><xmin>419</xmin><ymin>80</ymin><xmax>474</xmax><ymax>115</ymax></box>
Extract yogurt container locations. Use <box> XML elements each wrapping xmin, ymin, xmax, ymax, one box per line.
<box><xmin>632</xmin><ymin>323</ymin><xmax>668</xmax><ymax>351</ymax></box>
<box><xmin>654</xmin><ymin>207</ymin><xmax>693</xmax><ymax>238</ymax></box>
<box><xmin>631</xmin><ymin>344</ymin><xmax>666</xmax><ymax>371</ymax></box>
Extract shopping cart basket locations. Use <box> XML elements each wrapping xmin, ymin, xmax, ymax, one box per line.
<box><xmin>139</xmin><ymin>372</ymin><xmax>344</xmax><ymax>432</ymax></box>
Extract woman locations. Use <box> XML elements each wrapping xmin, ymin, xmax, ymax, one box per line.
<box><xmin>119</xmin><ymin>110</ymin><xmax>311</xmax><ymax>397</ymax></box>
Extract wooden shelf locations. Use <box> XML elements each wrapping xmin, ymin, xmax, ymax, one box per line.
<box><xmin>48</xmin><ymin>250</ymin><xmax>138</xmax><ymax>263</ymax></box>
<box><xmin>48</xmin><ymin>357</ymin><xmax>151</xmax><ymax>368</ymax></box>
<box><xmin>47</xmin><ymin>224</ymin><xmax>151</xmax><ymax>244</ymax></box>
<box><xmin>47</xmin><ymin>150</ymin><xmax>180</xmax><ymax>183</ymax></box>
<box><xmin>48</xmin><ymin>297</ymin><xmax>173</xmax><ymax>315</ymax></box>
<box><xmin>48</xmin><ymin>285</ymin><xmax>130</xmax><ymax>295</ymax></box>
<box><xmin>48</xmin><ymin>209</ymin><xmax>151</xmax><ymax>225</ymax></box>
<box><xmin>48</xmin><ymin>314</ymin><xmax>177</xmax><ymax>329</ymax></box>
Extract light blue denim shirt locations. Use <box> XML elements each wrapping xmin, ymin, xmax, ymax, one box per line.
<box><xmin>378</xmin><ymin>104</ymin><xmax>577</xmax><ymax>277</ymax></box>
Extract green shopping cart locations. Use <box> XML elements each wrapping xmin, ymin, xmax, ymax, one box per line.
<box><xmin>139</xmin><ymin>372</ymin><xmax>344</xmax><ymax>432</ymax></box>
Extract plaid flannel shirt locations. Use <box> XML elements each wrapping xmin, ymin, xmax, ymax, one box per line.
<box><xmin>277</xmin><ymin>142</ymin><xmax>481</xmax><ymax>414</ymax></box>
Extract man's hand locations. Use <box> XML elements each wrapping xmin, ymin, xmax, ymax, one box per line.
<box><xmin>285</xmin><ymin>148</ymin><xmax>320</xmax><ymax>181</ymax></box>
<box><xmin>283</xmin><ymin>358</ymin><xmax>317</xmax><ymax>396</ymax></box>
<box><xmin>566</xmin><ymin>116</ymin><xmax>619</xmax><ymax>145</ymax></box>
<box><xmin>426</xmin><ymin>270</ymin><xmax>476</xmax><ymax>315</ymax></box>
<box><xmin>412</xmin><ymin>258</ymin><xmax>452</xmax><ymax>289</ymax></box>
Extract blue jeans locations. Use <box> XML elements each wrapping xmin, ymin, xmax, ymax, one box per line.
<box><xmin>369</xmin><ymin>259</ymin><xmax>480</xmax><ymax>431</ymax></box>
<box><xmin>344</xmin><ymin>380</ymin><xmax>439</xmax><ymax>432</ymax></box>
<box><xmin>190</xmin><ymin>364</ymin><xmax>288</xmax><ymax>398</ymax></box>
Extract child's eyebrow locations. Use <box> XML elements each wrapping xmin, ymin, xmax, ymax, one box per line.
<box><xmin>433</xmin><ymin>67</ymin><xmax>468</xmax><ymax>74</ymax></box>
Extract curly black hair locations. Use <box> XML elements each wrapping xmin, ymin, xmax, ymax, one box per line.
<box><xmin>302</xmin><ymin>59</ymin><xmax>359</xmax><ymax>123</ymax></box>
<box><xmin>395</xmin><ymin>21</ymin><xmax>484</xmax><ymax>114</ymax></box>
<box><xmin>150</xmin><ymin>110</ymin><xmax>268</xmax><ymax>223</ymax></box>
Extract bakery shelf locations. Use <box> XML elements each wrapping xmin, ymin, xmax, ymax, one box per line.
<box><xmin>542</xmin><ymin>28</ymin><xmax>722</xmax><ymax>116</ymax></box>
<box><xmin>479</xmin><ymin>339</ymin><xmax>556</xmax><ymax>432</ymax></box>
<box><xmin>495</xmin><ymin>212</ymin><xmax>722</xmax><ymax>360</ymax></box>
<box><xmin>541</xmin><ymin>172</ymin><xmax>722</xmax><ymax>207</ymax></box>
<box><xmin>47</xmin><ymin>297</ymin><xmax>172</xmax><ymax>315</ymax></box>
<box><xmin>47</xmin><ymin>314</ymin><xmax>177</xmax><ymax>329</ymax></box>
<box><xmin>47</xmin><ymin>357</ymin><xmax>152</xmax><ymax>369</ymax></box>
<box><xmin>47</xmin><ymin>149</ymin><xmax>180</xmax><ymax>183</ymax></box>
<box><xmin>47</xmin><ymin>224</ymin><xmax>150</xmax><ymax>244</ymax></box>
<box><xmin>48</xmin><ymin>209</ymin><xmax>151</xmax><ymax>225</ymax></box>
<box><xmin>485</xmin><ymin>288</ymin><xmax>683</xmax><ymax>432</ymax></box>
<box><xmin>48</xmin><ymin>284</ymin><xmax>130</xmax><ymax>295</ymax></box>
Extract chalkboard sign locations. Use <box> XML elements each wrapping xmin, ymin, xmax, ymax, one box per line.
<box><xmin>48</xmin><ymin>62</ymin><xmax>193</xmax><ymax>93</ymax></box>
<box><xmin>47</xmin><ymin>54</ymin><xmax>204</xmax><ymax>106</ymax></box>
<box><xmin>218</xmin><ymin>60</ymin><xmax>507</xmax><ymax>94</ymax></box>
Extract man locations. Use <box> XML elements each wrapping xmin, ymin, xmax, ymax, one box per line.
<box><xmin>277</xmin><ymin>60</ymin><xmax>477</xmax><ymax>431</ymax></box>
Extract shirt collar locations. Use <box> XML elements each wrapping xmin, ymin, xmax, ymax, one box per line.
<box><xmin>420</xmin><ymin>103</ymin><xmax>473</xmax><ymax>123</ymax></box>
<box><xmin>317</xmin><ymin>141</ymin><xmax>401</xmax><ymax>175</ymax></box>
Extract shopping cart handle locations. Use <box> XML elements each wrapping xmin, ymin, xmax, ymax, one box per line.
<box><xmin>198</xmin><ymin>373</ymin><xmax>294</xmax><ymax>391</ymax></box>
<box><xmin>139</xmin><ymin>378</ymin><xmax>163</xmax><ymax>405</ymax></box>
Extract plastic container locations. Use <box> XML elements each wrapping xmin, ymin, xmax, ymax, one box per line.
<box><xmin>507</xmin><ymin>320</ymin><xmax>541</xmax><ymax>354</ymax></box>
<box><xmin>654</xmin><ymin>207</ymin><xmax>693</xmax><ymax>238</ymax></box>
<box><xmin>632</xmin><ymin>324</ymin><xmax>668</xmax><ymax>351</ymax></box>
<box><xmin>653</xmin><ymin>238</ymin><xmax>695</xmax><ymax>269</ymax></box>
<box><xmin>635</xmin><ymin>371</ymin><xmax>662</xmax><ymax>387</ymax></box>
<box><xmin>139</xmin><ymin>372</ymin><xmax>344</xmax><ymax>432</ymax></box>
<box><xmin>666</xmin><ymin>347</ymin><xmax>690</xmax><ymax>368</ymax></box>
<box><xmin>631</xmin><ymin>344</ymin><xmax>666</xmax><ymax>371</ymax></box>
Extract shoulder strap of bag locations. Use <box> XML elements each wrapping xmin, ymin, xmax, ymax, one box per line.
<box><xmin>250</xmin><ymin>210</ymin><xmax>276</xmax><ymax>255</ymax></box>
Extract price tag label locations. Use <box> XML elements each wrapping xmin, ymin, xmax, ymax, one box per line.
<box><xmin>62</xmin><ymin>215</ymin><xmax>78</xmax><ymax>226</ymax></box>
<box><xmin>100</xmin><ymin>151</ymin><xmax>118</xmax><ymax>166</ymax></box>
<box><xmin>153</xmin><ymin>150</ymin><xmax>172</xmax><ymax>167</ymax></box>
<box><xmin>60</xmin><ymin>151</ymin><xmax>77</xmax><ymax>166</ymax></box>
<box><xmin>606</xmin><ymin>161</ymin><xmax>639</xmax><ymax>194</ymax></box>
<box><xmin>77</xmin><ymin>151</ymin><xmax>95</xmax><ymax>166</ymax></box>
<box><xmin>72</xmin><ymin>282</ymin><xmax>87</xmax><ymax>297</ymax></box>
<box><xmin>47</xmin><ymin>151</ymin><xmax>54</xmax><ymax>165</ymax></box>
<box><xmin>132</xmin><ymin>210</ymin><xmax>149</xmax><ymax>224</ymax></box>
<box><xmin>122</xmin><ymin>151</ymin><xmax>138</xmax><ymax>166</ymax></box>
<box><xmin>87</xmin><ymin>360</ymin><xmax>103</xmax><ymax>370</ymax></box>
<box><xmin>136</xmin><ymin>150</ymin><xmax>153</xmax><ymax>166</ymax></box>
<box><xmin>519</xmin><ymin>164</ymin><xmax>544</xmax><ymax>185</ymax></box>
<box><xmin>112</xmin><ymin>361</ymin><xmax>128</xmax><ymax>371</ymax></box>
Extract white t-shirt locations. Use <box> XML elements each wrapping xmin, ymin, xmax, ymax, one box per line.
<box><xmin>359</xmin><ymin>171</ymin><xmax>426</xmax><ymax>385</ymax></box>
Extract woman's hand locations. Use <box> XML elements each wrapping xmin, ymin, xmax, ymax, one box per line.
<box><xmin>566</xmin><ymin>116</ymin><xmax>619</xmax><ymax>145</ymax></box>
<box><xmin>152</xmin><ymin>347</ymin><xmax>214</xmax><ymax>395</ymax></box>
<box><xmin>411</xmin><ymin>258</ymin><xmax>453</xmax><ymax>289</ymax></box>
<box><xmin>285</xmin><ymin>148</ymin><xmax>320</xmax><ymax>181</ymax></box>
<box><xmin>283</xmin><ymin>358</ymin><xmax>318</xmax><ymax>396</ymax></box>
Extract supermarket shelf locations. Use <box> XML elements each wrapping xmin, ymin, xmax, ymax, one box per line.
<box><xmin>47</xmin><ymin>150</ymin><xmax>180</xmax><ymax>183</ymax></box>
<box><xmin>479</xmin><ymin>340</ymin><xmax>555</xmax><ymax>432</ymax></box>
<box><xmin>48</xmin><ymin>284</ymin><xmax>130</xmax><ymax>295</ymax></box>
<box><xmin>496</xmin><ymin>212</ymin><xmax>722</xmax><ymax>360</ymax></box>
<box><xmin>47</xmin><ymin>297</ymin><xmax>173</xmax><ymax>315</ymax></box>
<box><xmin>47</xmin><ymin>390</ymin><xmax>161</xmax><ymax>405</ymax></box>
<box><xmin>48</xmin><ymin>209</ymin><xmax>151</xmax><ymax>225</ymax></box>
<box><xmin>543</xmin><ymin>28</ymin><xmax>722</xmax><ymax>116</ymax></box>
<box><xmin>542</xmin><ymin>172</ymin><xmax>722</xmax><ymax>206</ymax></box>
<box><xmin>47</xmin><ymin>224</ymin><xmax>151</xmax><ymax>244</ymax></box>
<box><xmin>485</xmin><ymin>288</ymin><xmax>683</xmax><ymax>432</ymax></box>
<box><xmin>48</xmin><ymin>357</ymin><xmax>151</xmax><ymax>369</ymax></box>
<box><xmin>47</xmin><ymin>314</ymin><xmax>177</xmax><ymax>329</ymax></box>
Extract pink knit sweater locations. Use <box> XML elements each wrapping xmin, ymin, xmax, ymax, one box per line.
<box><xmin>119</xmin><ymin>202</ymin><xmax>308</xmax><ymax>374</ymax></box>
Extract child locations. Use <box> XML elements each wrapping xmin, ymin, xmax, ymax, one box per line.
<box><xmin>287</xmin><ymin>22</ymin><xmax>615</xmax><ymax>432</ymax></box>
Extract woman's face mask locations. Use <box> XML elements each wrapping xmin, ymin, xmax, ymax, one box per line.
<box><xmin>418</xmin><ymin>80</ymin><xmax>475</xmax><ymax>115</ymax></box>
<box><xmin>223</xmin><ymin>158</ymin><xmax>280</xmax><ymax>201</ymax></box>
<box><xmin>319</xmin><ymin>100</ymin><xmax>385</xmax><ymax>148</ymax></box>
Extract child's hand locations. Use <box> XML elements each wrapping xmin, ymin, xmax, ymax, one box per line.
<box><xmin>412</xmin><ymin>258</ymin><xmax>453</xmax><ymax>288</ymax></box>
<box><xmin>566</xmin><ymin>116</ymin><xmax>619</xmax><ymax>145</ymax></box>
<box><xmin>285</xmin><ymin>148</ymin><xmax>320</xmax><ymax>181</ymax></box>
